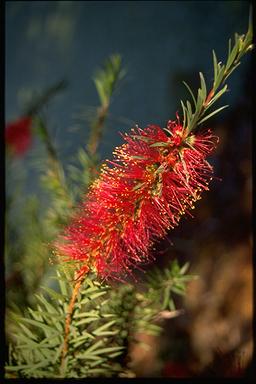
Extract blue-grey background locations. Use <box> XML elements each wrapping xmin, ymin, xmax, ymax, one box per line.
<box><xmin>6</xmin><ymin>1</ymin><xmax>251</xmax><ymax>197</ymax></box>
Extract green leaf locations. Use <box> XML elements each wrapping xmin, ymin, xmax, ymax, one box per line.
<box><xmin>228</xmin><ymin>38</ymin><xmax>232</xmax><ymax>57</ymax></box>
<box><xmin>205</xmin><ymin>85</ymin><xmax>228</xmax><ymax>110</ymax></box>
<box><xmin>168</xmin><ymin>298</ymin><xmax>176</xmax><ymax>311</ymax></box>
<box><xmin>131</xmin><ymin>135</ymin><xmax>153</xmax><ymax>143</ymax></box>
<box><xmin>132</xmin><ymin>182</ymin><xmax>145</xmax><ymax>191</ymax></box>
<box><xmin>94</xmin><ymin>78</ymin><xmax>108</xmax><ymax>106</ymax></box>
<box><xmin>75</xmin><ymin>317</ymin><xmax>100</xmax><ymax>326</ymax></box>
<box><xmin>180</xmin><ymin>100</ymin><xmax>187</xmax><ymax>128</ymax></box>
<box><xmin>85</xmin><ymin>367</ymin><xmax>114</xmax><ymax>374</ymax></box>
<box><xmin>178</xmin><ymin>274</ymin><xmax>197</xmax><ymax>282</ymax></box>
<box><xmin>196</xmin><ymin>88</ymin><xmax>204</xmax><ymax>112</ymax></box>
<box><xmin>182</xmin><ymin>81</ymin><xmax>196</xmax><ymax>107</ymax></box>
<box><xmin>214</xmin><ymin>64</ymin><xmax>225</xmax><ymax>91</ymax></box>
<box><xmin>28</xmin><ymin>309</ymin><xmax>64</xmax><ymax>323</ymax></box>
<box><xmin>88</xmin><ymin>357</ymin><xmax>109</xmax><ymax>368</ymax></box>
<box><xmin>186</xmin><ymin>100</ymin><xmax>193</xmax><ymax>119</ymax></box>
<box><xmin>198</xmin><ymin>105</ymin><xmax>229</xmax><ymax>124</ymax></box>
<box><xmin>74</xmin><ymin>339</ymin><xmax>104</xmax><ymax>359</ymax></box>
<box><xmin>20</xmin><ymin>318</ymin><xmax>61</xmax><ymax>336</ymax></box>
<box><xmin>69</xmin><ymin>332</ymin><xmax>95</xmax><ymax>345</ymax></box>
<box><xmin>162</xmin><ymin>287</ymin><xmax>171</xmax><ymax>310</ymax></box>
<box><xmin>150</xmin><ymin>142</ymin><xmax>169</xmax><ymax>148</ymax></box>
<box><xmin>131</xmin><ymin>155</ymin><xmax>147</xmax><ymax>160</ymax></box>
<box><xmin>224</xmin><ymin>62</ymin><xmax>241</xmax><ymax>81</ymax></box>
<box><xmin>92</xmin><ymin>320</ymin><xmax>117</xmax><ymax>336</ymax></box>
<box><xmin>41</xmin><ymin>286</ymin><xmax>67</xmax><ymax>302</ymax></box>
<box><xmin>18</xmin><ymin>323</ymin><xmax>38</xmax><ymax>341</ymax></box>
<box><xmin>35</xmin><ymin>294</ymin><xmax>58</xmax><ymax>314</ymax></box>
<box><xmin>5</xmin><ymin>365</ymin><xmax>37</xmax><ymax>372</ymax></box>
<box><xmin>226</xmin><ymin>41</ymin><xmax>239</xmax><ymax>71</ymax></box>
<box><xmin>180</xmin><ymin>262</ymin><xmax>190</xmax><ymax>275</ymax></box>
<box><xmin>93</xmin><ymin>54</ymin><xmax>125</xmax><ymax>107</ymax></box>
<box><xmin>171</xmin><ymin>285</ymin><xmax>186</xmax><ymax>295</ymax></box>
<box><xmin>28</xmin><ymin>308</ymin><xmax>43</xmax><ymax>322</ymax></box>
<box><xmin>89</xmin><ymin>346</ymin><xmax>124</xmax><ymax>356</ymax></box>
<box><xmin>73</xmin><ymin>311</ymin><xmax>99</xmax><ymax>319</ymax></box>
<box><xmin>56</xmin><ymin>271</ymin><xmax>68</xmax><ymax>296</ymax></box>
<box><xmin>199</xmin><ymin>72</ymin><xmax>207</xmax><ymax>101</ymax></box>
<box><xmin>163</xmin><ymin>127</ymin><xmax>173</xmax><ymax>136</ymax></box>
<box><xmin>101</xmin><ymin>313</ymin><xmax>116</xmax><ymax>318</ymax></box>
<box><xmin>212</xmin><ymin>50</ymin><xmax>218</xmax><ymax>81</ymax></box>
<box><xmin>80</xmin><ymin>285</ymin><xmax>102</xmax><ymax>295</ymax></box>
<box><xmin>80</xmin><ymin>290</ymin><xmax>107</xmax><ymax>303</ymax></box>
<box><xmin>15</xmin><ymin>333</ymin><xmax>39</xmax><ymax>348</ymax></box>
<box><xmin>141</xmin><ymin>323</ymin><xmax>162</xmax><ymax>336</ymax></box>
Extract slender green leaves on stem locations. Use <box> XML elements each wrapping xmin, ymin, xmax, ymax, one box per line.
<box><xmin>6</xmin><ymin>261</ymin><xmax>194</xmax><ymax>378</ymax></box>
<box><xmin>87</xmin><ymin>55</ymin><xmax>126</xmax><ymax>156</ymax></box>
<box><xmin>181</xmin><ymin>15</ymin><xmax>253</xmax><ymax>133</ymax></box>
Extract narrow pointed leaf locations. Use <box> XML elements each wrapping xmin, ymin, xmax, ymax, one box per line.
<box><xmin>198</xmin><ymin>105</ymin><xmax>229</xmax><ymax>124</ymax></box>
<box><xmin>41</xmin><ymin>286</ymin><xmax>67</xmax><ymax>302</ymax></box>
<box><xmin>199</xmin><ymin>72</ymin><xmax>207</xmax><ymax>101</ymax></box>
<box><xmin>226</xmin><ymin>42</ymin><xmax>239</xmax><ymax>71</ymax></box>
<box><xmin>212</xmin><ymin>50</ymin><xmax>219</xmax><ymax>82</ymax></box>
<box><xmin>183</xmin><ymin>81</ymin><xmax>196</xmax><ymax>107</ymax></box>
<box><xmin>92</xmin><ymin>320</ymin><xmax>117</xmax><ymax>336</ymax></box>
<box><xmin>150</xmin><ymin>142</ymin><xmax>169</xmax><ymax>148</ymax></box>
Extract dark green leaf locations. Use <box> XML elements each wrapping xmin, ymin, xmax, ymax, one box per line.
<box><xmin>205</xmin><ymin>85</ymin><xmax>228</xmax><ymax>110</ymax></box>
<box><xmin>92</xmin><ymin>320</ymin><xmax>117</xmax><ymax>336</ymax></box>
<box><xmin>132</xmin><ymin>182</ymin><xmax>145</xmax><ymax>191</ymax></box>
<box><xmin>212</xmin><ymin>50</ymin><xmax>219</xmax><ymax>83</ymax></box>
<box><xmin>182</xmin><ymin>81</ymin><xmax>196</xmax><ymax>107</ymax></box>
<box><xmin>214</xmin><ymin>65</ymin><xmax>225</xmax><ymax>91</ymax></box>
<box><xmin>150</xmin><ymin>142</ymin><xmax>169</xmax><ymax>148</ymax></box>
<box><xmin>131</xmin><ymin>135</ymin><xmax>153</xmax><ymax>143</ymax></box>
<box><xmin>41</xmin><ymin>286</ymin><xmax>67</xmax><ymax>302</ymax></box>
<box><xmin>226</xmin><ymin>41</ymin><xmax>239</xmax><ymax>71</ymax></box>
<box><xmin>20</xmin><ymin>318</ymin><xmax>61</xmax><ymax>336</ymax></box>
<box><xmin>198</xmin><ymin>105</ymin><xmax>229</xmax><ymax>124</ymax></box>
<box><xmin>199</xmin><ymin>72</ymin><xmax>207</xmax><ymax>101</ymax></box>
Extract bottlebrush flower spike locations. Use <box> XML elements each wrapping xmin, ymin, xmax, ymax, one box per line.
<box><xmin>56</xmin><ymin>15</ymin><xmax>253</xmax><ymax>280</ymax></box>
<box><xmin>5</xmin><ymin>116</ymin><xmax>33</xmax><ymax>156</ymax></box>
<box><xmin>55</xmin><ymin>118</ymin><xmax>218</xmax><ymax>280</ymax></box>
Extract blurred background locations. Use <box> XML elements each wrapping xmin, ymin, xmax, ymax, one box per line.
<box><xmin>5</xmin><ymin>0</ymin><xmax>253</xmax><ymax>378</ymax></box>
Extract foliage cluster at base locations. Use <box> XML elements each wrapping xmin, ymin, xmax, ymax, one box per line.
<box><xmin>6</xmin><ymin>260</ymin><xmax>194</xmax><ymax>378</ymax></box>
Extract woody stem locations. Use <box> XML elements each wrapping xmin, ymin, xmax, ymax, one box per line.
<box><xmin>204</xmin><ymin>88</ymin><xmax>215</xmax><ymax>107</ymax></box>
<box><xmin>87</xmin><ymin>104</ymin><xmax>109</xmax><ymax>156</ymax></box>
<box><xmin>60</xmin><ymin>277</ymin><xmax>84</xmax><ymax>376</ymax></box>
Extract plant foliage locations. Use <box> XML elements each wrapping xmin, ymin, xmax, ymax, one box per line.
<box><xmin>6</xmin><ymin>261</ymin><xmax>194</xmax><ymax>378</ymax></box>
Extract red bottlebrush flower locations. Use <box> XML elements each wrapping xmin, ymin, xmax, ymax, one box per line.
<box><xmin>55</xmin><ymin>118</ymin><xmax>218</xmax><ymax>280</ymax></box>
<box><xmin>5</xmin><ymin>116</ymin><xmax>33</xmax><ymax>156</ymax></box>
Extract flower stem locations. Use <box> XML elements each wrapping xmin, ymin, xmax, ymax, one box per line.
<box><xmin>87</xmin><ymin>104</ymin><xmax>109</xmax><ymax>156</ymax></box>
<box><xmin>204</xmin><ymin>88</ymin><xmax>215</xmax><ymax>107</ymax></box>
<box><xmin>60</xmin><ymin>277</ymin><xmax>84</xmax><ymax>377</ymax></box>
<box><xmin>37</xmin><ymin>117</ymin><xmax>73</xmax><ymax>208</ymax></box>
<box><xmin>27</xmin><ymin>80</ymin><xmax>67</xmax><ymax>116</ymax></box>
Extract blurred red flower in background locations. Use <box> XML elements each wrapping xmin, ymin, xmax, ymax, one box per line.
<box><xmin>5</xmin><ymin>116</ymin><xmax>33</xmax><ymax>156</ymax></box>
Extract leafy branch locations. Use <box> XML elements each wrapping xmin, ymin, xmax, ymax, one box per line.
<box><xmin>66</xmin><ymin>54</ymin><xmax>126</xmax><ymax>200</ymax></box>
<box><xmin>6</xmin><ymin>270</ymin><xmax>124</xmax><ymax>378</ymax></box>
<box><xmin>181</xmin><ymin>12</ymin><xmax>253</xmax><ymax>133</ymax></box>
<box><xmin>26</xmin><ymin>79</ymin><xmax>67</xmax><ymax>117</ymax></box>
<box><xmin>6</xmin><ymin>260</ymin><xmax>194</xmax><ymax>378</ymax></box>
<box><xmin>87</xmin><ymin>54</ymin><xmax>126</xmax><ymax>155</ymax></box>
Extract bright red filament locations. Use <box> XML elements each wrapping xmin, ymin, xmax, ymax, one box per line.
<box><xmin>55</xmin><ymin>120</ymin><xmax>219</xmax><ymax>280</ymax></box>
